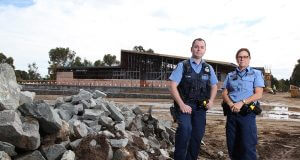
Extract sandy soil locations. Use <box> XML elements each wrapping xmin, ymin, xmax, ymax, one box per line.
<box><xmin>35</xmin><ymin>92</ymin><xmax>300</xmax><ymax>160</ymax></box>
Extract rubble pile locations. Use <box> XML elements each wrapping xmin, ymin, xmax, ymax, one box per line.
<box><xmin>0</xmin><ymin>63</ymin><xmax>175</xmax><ymax>160</ymax></box>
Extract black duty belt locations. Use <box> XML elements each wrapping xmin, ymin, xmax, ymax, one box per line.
<box><xmin>170</xmin><ymin>99</ymin><xmax>209</xmax><ymax>122</ymax></box>
<box><xmin>222</xmin><ymin>101</ymin><xmax>262</xmax><ymax>116</ymax></box>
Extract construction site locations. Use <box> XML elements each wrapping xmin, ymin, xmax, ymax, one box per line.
<box><xmin>1</xmin><ymin>49</ymin><xmax>300</xmax><ymax>159</ymax></box>
<box><xmin>34</xmin><ymin>91</ymin><xmax>300</xmax><ymax>159</ymax></box>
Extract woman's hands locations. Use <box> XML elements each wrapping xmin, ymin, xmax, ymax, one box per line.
<box><xmin>231</xmin><ymin>101</ymin><xmax>244</xmax><ymax>113</ymax></box>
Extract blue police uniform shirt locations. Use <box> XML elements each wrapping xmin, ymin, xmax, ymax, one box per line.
<box><xmin>222</xmin><ymin>66</ymin><xmax>265</xmax><ymax>102</ymax></box>
<box><xmin>169</xmin><ymin>58</ymin><xmax>218</xmax><ymax>85</ymax></box>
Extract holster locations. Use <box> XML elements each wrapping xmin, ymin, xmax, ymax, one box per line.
<box><xmin>170</xmin><ymin>104</ymin><xmax>177</xmax><ymax>123</ymax></box>
<box><xmin>240</xmin><ymin>102</ymin><xmax>262</xmax><ymax>115</ymax></box>
<box><xmin>170</xmin><ymin>101</ymin><xmax>182</xmax><ymax>122</ymax></box>
<box><xmin>221</xmin><ymin>102</ymin><xmax>230</xmax><ymax>116</ymax></box>
<box><xmin>198</xmin><ymin>99</ymin><xmax>209</xmax><ymax>111</ymax></box>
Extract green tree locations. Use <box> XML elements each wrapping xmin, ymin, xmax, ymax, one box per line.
<box><xmin>48</xmin><ymin>47</ymin><xmax>76</xmax><ymax>79</ymax></box>
<box><xmin>278</xmin><ymin>79</ymin><xmax>290</xmax><ymax>92</ymax></box>
<box><xmin>94</xmin><ymin>59</ymin><xmax>105</xmax><ymax>67</ymax></box>
<box><xmin>290</xmin><ymin>59</ymin><xmax>300</xmax><ymax>87</ymax></box>
<box><xmin>28</xmin><ymin>62</ymin><xmax>41</xmax><ymax>80</ymax></box>
<box><xmin>43</xmin><ymin>75</ymin><xmax>51</xmax><ymax>80</ymax></box>
<box><xmin>115</xmin><ymin>60</ymin><xmax>120</xmax><ymax>65</ymax></box>
<box><xmin>133</xmin><ymin>45</ymin><xmax>145</xmax><ymax>52</ymax></box>
<box><xmin>133</xmin><ymin>46</ymin><xmax>155</xmax><ymax>53</ymax></box>
<box><xmin>83</xmin><ymin>58</ymin><xmax>93</xmax><ymax>67</ymax></box>
<box><xmin>15</xmin><ymin>70</ymin><xmax>29</xmax><ymax>81</ymax></box>
<box><xmin>271</xmin><ymin>75</ymin><xmax>279</xmax><ymax>88</ymax></box>
<box><xmin>146</xmin><ymin>48</ymin><xmax>154</xmax><ymax>53</ymax></box>
<box><xmin>0</xmin><ymin>52</ymin><xmax>15</xmax><ymax>69</ymax></box>
<box><xmin>72</xmin><ymin>56</ymin><xmax>84</xmax><ymax>67</ymax></box>
<box><xmin>103</xmin><ymin>54</ymin><xmax>119</xmax><ymax>66</ymax></box>
<box><xmin>49</xmin><ymin>47</ymin><xmax>76</xmax><ymax>67</ymax></box>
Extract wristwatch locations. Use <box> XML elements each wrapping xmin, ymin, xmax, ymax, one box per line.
<box><xmin>242</xmin><ymin>99</ymin><xmax>247</xmax><ymax>104</ymax></box>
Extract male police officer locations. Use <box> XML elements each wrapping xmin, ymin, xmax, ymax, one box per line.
<box><xmin>222</xmin><ymin>48</ymin><xmax>264</xmax><ymax>160</ymax></box>
<box><xmin>169</xmin><ymin>38</ymin><xmax>218</xmax><ymax>160</ymax></box>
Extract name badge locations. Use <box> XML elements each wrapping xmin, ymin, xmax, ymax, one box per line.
<box><xmin>202</xmin><ymin>75</ymin><xmax>209</xmax><ymax>80</ymax></box>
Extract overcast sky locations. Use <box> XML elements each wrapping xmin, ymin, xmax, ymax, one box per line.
<box><xmin>1</xmin><ymin>0</ymin><xmax>299</xmax><ymax>79</ymax></box>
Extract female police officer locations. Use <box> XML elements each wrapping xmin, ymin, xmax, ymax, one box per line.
<box><xmin>222</xmin><ymin>48</ymin><xmax>264</xmax><ymax>160</ymax></box>
<box><xmin>169</xmin><ymin>38</ymin><xmax>218</xmax><ymax>160</ymax></box>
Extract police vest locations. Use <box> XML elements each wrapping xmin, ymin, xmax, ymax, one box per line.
<box><xmin>177</xmin><ymin>60</ymin><xmax>211</xmax><ymax>102</ymax></box>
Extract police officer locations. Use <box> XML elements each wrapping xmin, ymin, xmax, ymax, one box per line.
<box><xmin>169</xmin><ymin>38</ymin><xmax>218</xmax><ymax>160</ymax></box>
<box><xmin>222</xmin><ymin>48</ymin><xmax>265</xmax><ymax>160</ymax></box>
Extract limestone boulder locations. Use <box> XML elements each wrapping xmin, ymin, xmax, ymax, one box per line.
<box><xmin>0</xmin><ymin>63</ymin><xmax>21</xmax><ymax>110</ymax></box>
<box><xmin>0</xmin><ymin>110</ymin><xmax>40</xmax><ymax>150</ymax></box>
<box><xmin>18</xmin><ymin>102</ymin><xmax>62</xmax><ymax>134</ymax></box>
<box><xmin>19</xmin><ymin>91</ymin><xmax>35</xmax><ymax>105</ymax></box>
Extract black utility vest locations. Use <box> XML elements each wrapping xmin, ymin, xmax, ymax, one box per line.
<box><xmin>177</xmin><ymin>60</ymin><xmax>211</xmax><ymax>103</ymax></box>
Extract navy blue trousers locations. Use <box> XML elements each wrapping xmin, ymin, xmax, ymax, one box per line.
<box><xmin>226</xmin><ymin>113</ymin><xmax>257</xmax><ymax>160</ymax></box>
<box><xmin>174</xmin><ymin>102</ymin><xmax>206</xmax><ymax>160</ymax></box>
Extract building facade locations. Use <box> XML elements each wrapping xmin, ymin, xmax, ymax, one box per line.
<box><xmin>54</xmin><ymin>50</ymin><xmax>250</xmax><ymax>88</ymax></box>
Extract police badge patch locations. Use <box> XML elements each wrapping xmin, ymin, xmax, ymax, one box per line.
<box><xmin>204</xmin><ymin>66</ymin><xmax>210</xmax><ymax>73</ymax></box>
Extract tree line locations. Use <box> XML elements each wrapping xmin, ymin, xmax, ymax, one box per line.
<box><xmin>48</xmin><ymin>47</ymin><xmax>120</xmax><ymax>68</ymax></box>
<box><xmin>0</xmin><ymin>48</ymin><xmax>120</xmax><ymax>80</ymax></box>
<box><xmin>48</xmin><ymin>47</ymin><xmax>122</xmax><ymax>79</ymax></box>
<box><xmin>0</xmin><ymin>45</ymin><xmax>153</xmax><ymax>81</ymax></box>
<box><xmin>269</xmin><ymin>59</ymin><xmax>300</xmax><ymax>92</ymax></box>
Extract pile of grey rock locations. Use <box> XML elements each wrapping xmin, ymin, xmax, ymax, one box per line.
<box><xmin>0</xmin><ymin>63</ymin><xmax>175</xmax><ymax>160</ymax></box>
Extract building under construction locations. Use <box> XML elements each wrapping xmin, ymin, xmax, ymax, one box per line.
<box><xmin>54</xmin><ymin>49</ymin><xmax>249</xmax><ymax>88</ymax></box>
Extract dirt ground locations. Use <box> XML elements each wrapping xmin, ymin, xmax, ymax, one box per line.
<box><xmin>36</xmin><ymin>92</ymin><xmax>300</xmax><ymax>160</ymax></box>
<box><xmin>199</xmin><ymin>115</ymin><xmax>300</xmax><ymax>160</ymax></box>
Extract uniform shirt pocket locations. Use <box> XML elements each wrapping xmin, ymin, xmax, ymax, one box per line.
<box><xmin>228</xmin><ymin>80</ymin><xmax>239</xmax><ymax>92</ymax></box>
<box><xmin>243</xmin><ymin>76</ymin><xmax>255</xmax><ymax>91</ymax></box>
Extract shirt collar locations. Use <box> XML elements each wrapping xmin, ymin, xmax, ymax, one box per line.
<box><xmin>190</xmin><ymin>58</ymin><xmax>204</xmax><ymax>65</ymax></box>
<box><xmin>236</xmin><ymin>66</ymin><xmax>251</xmax><ymax>72</ymax></box>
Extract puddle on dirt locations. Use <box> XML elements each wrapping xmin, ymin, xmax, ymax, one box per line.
<box><xmin>259</xmin><ymin>102</ymin><xmax>300</xmax><ymax>120</ymax></box>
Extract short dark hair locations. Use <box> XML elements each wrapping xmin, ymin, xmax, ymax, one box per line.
<box><xmin>192</xmin><ymin>38</ymin><xmax>206</xmax><ymax>47</ymax></box>
<box><xmin>236</xmin><ymin>48</ymin><xmax>251</xmax><ymax>59</ymax></box>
